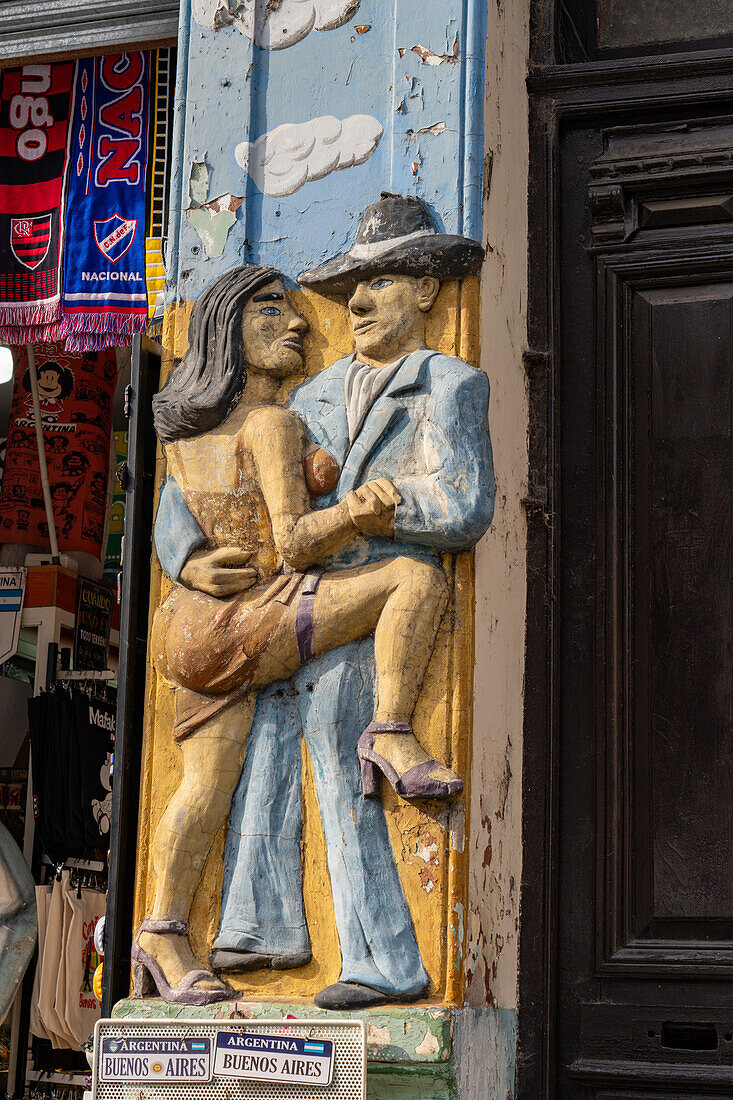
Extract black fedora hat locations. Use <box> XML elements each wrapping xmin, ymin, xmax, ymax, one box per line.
<box><xmin>297</xmin><ymin>193</ymin><xmax>484</xmax><ymax>294</ymax></box>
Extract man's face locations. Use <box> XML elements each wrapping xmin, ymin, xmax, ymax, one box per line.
<box><xmin>241</xmin><ymin>279</ymin><xmax>308</xmax><ymax>378</ymax></box>
<box><xmin>347</xmin><ymin>274</ymin><xmax>438</xmax><ymax>364</ymax></box>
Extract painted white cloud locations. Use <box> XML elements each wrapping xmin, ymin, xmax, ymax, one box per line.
<box><xmin>192</xmin><ymin>0</ymin><xmax>361</xmax><ymax>50</ymax></box>
<box><xmin>235</xmin><ymin>114</ymin><xmax>383</xmax><ymax>198</ymax></box>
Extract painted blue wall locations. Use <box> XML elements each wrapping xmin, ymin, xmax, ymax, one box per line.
<box><xmin>168</xmin><ymin>0</ymin><xmax>486</xmax><ymax>297</ymax></box>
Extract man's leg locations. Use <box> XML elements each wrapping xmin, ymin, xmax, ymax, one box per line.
<box><xmin>302</xmin><ymin>640</ymin><xmax>430</xmax><ymax>999</ymax></box>
<box><xmin>215</xmin><ymin>682</ymin><xmax>309</xmax><ymax>959</ymax></box>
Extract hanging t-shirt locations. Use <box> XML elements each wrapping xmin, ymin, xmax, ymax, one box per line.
<box><xmin>72</xmin><ymin>691</ymin><xmax>114</xmax><ymax>848</ymax></box>
<box><xmin>29</xmin><ymin>692</ymin><xmax>82</xmax><ymax>860</ymax></box>
<box><xmin>64</xmin><ymin>888</ymin><xmax>105</xmax><ymax>1046</ymax></box>
<box><xmin>0</xmin><ymin>343</ymin><xmax>116</xmax><ymax>557</ymax></box>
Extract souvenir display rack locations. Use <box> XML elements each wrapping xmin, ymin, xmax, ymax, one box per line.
<box><xmin>3</xmin><ymin>580</ymin><xmax>118</xmax><ymax>1098</ymax></box>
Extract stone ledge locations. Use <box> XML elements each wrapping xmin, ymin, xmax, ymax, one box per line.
<box><xmin>112</xmin><ymin>998</ymin><xmax>454</xmax><ymax>1066</ymax></box>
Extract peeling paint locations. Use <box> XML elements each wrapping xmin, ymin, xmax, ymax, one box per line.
<box><xmin>408</xmin><ymin>38</ymin><xmax>460</xmax><ymax>66</ymax></box>
<box><xmin>449</xmin><ymin>802</ymin><xmax>465</xmax><ymax>852</ymax></box>
<box><xmin>451</xmin><ymin>902</ymin><xmax>465</xmax><ymax>971</ymax></box>
<box><xmin>185</xmin><ymin>160</ymin><xmax>243</xmax><ymax>260</ymax></box>
<box><xmin>367</xmin><ymin>1024</ymin><xmax>392</xmax><ymax>1050</ymax></box>
<box><xmin>407</xmin><ymin>122</ymin><xmax>447</xmax><ymax>137</ymax></box>
<box><xmin>415</xmin><ymin>1030</ymin><xmax>440</xmax><ymax>1058</ymax></box>
<box><xmin>495</xmin><ymin>739</ymin><xmax>512</xmax><ymax>819</ymax></box>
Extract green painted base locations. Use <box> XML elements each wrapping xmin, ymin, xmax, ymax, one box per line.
<box><xmin>112</xmin><ymin>998</ymin><xmax>516</xmax><ymax>1099</ymax></box>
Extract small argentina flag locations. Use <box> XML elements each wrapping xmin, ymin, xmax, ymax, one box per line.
<box><xmin>0</xmin><ymin>588</ymin><xmax>23</xmax><ymax>611</ymax></box>
<box><xmin>190</xmin><ymin>1041</ymin><xmax>207</xmax><ymax>1051</ymax></box>
<box><xmin>304</xmin><ymin>1041</ymin><xmax>325</xmax><ymax>1055</ymax></box>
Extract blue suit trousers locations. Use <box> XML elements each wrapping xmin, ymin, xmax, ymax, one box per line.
<box><xmin>215</xmin><ymin>639</ymin><xmax>430</xmax><ymax>997</ymax></box>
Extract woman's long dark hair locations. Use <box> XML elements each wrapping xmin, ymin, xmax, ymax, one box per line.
<box><xmin>152</xmin><ymin>263</ymin><xmax>280</xmax><ymax>444</ymax></box>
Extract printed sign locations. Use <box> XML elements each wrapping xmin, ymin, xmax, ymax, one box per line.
<box><xmin>99</xmin><ymin>1036</ymin><xmax>212</xmax><ymax>1083</ymax></box>
<box><xmin>0</xmin><ymin>567</ymin><xmax>26</xmax><ymax>664</ymax></box>
<box><xmin>74</xmin><ymin>576</ymin><xmax>114</xmax><ymax>670</ymax></box>
<box><xmin>93</xmin><ymin>1018</ymin><xmax>366</xmax><ymax>1100</ymax></box>
<box><xmin>214</xmin><ymin>1030</ymin><xmax>334</xmax><ymax>1087</ymax></box>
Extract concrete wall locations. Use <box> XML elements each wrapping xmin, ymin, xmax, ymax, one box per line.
<box><xmin>466</xmin><ymin>0</ymin><xmax>529</xmax><ymax>1085</ymax></box>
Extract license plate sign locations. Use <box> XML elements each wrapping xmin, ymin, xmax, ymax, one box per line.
<box><xmin>214</xmin><ymin>1029</ymin><xmax>334</xmax><ymax>1087</ymax></box>
<box><xmin>100</xmin><ymin>1036</ymin><xmax>212</xmax><ymax>1082</ymax></box>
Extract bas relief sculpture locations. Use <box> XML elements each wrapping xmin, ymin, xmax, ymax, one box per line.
<box><xmin>137</xmin><ymin>194</ymin><xmax>493</xmax><ymax>1009</ymax></box>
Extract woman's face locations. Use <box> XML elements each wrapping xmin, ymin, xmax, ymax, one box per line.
<box><xmin>241</xmin><ymin>279</ymin><xmax>308</xmax><ymax>378</ymax></box>
<box><xmin>38</xmin><ymin>368</ymin><xmax>62</xmax><ymax>397</ymax></box>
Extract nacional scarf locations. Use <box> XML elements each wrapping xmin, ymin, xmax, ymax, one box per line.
<box><xmin>0</xmin><ymin>63</ymin><xmax>75</xmax><ymax>345</ymax></box>
<box><xmin>0</xmin><ymin>342</ymin><xmax>116</xmax><ymax>557</ymax></box>
<box><xmin>63</xmin><ymin>53</ymin><xmax>151</xmax><ymax>352</ymax></box>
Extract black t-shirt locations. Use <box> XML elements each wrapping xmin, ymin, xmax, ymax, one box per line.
<box><xmin>72</xmin><ymin>691</ymin><xmax>114</xmax><ymax>848</ymax></box>
<box><xmin>28</xmin><ymin>688</ymin><xmax>115</xmax><ymax>858</ymax></box>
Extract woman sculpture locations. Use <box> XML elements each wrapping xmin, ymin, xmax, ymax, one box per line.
<box><xmin>133</xmin><ymin>264</ymin><xmax>462</xmax><ymax>1004</ymax></box>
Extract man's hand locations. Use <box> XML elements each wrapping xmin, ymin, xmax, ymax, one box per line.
<box><xmin>346</xmin><ymin>478</ymin><xmax>402</xmax><ymax>538</ymax></box>
<box><xmin>179</xmin><ymin>546</ymin><xmax>258</xmax><ymax>597</ymax></box>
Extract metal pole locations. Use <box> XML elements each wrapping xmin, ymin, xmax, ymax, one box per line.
<box><xmin>25</xmin><ymin>344</ymin><xmax>59</xmax><ymax>562</ymax></box>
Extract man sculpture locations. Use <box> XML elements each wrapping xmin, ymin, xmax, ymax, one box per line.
<box><xmin>152</xmin><ymin>194</ymin><xmax>494</xmax><ymax>1009</ymax></box>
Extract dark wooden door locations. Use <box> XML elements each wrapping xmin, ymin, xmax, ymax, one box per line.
<box><xmin>555</xmin><ymin>117</ymin><xmax>733</xmax><ymax>1097</ymax></box>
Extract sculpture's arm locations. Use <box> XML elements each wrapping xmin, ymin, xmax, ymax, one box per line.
<box><xmin>247</xmin><ymin>407</ymin><xmax>366</xmax><ymax>571</ymax></box>
<box><xmin>392</xmin><ymin>368</ymin><xmax>495</xmax><ymax>552</ymax></box>
<box><xmin>154</xmin><ymin>476</ymin><xmax>207</xmax><ymax>580</ymax></box>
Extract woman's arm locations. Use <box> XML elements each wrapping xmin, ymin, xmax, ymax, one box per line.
<box><xmin>246</xmin><ymin>407</ymin><xmax>360</xmax><ymax>571</ymax></box>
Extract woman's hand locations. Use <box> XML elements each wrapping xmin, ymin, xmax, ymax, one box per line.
<box><xmin>179</xmin><ymin>546</ymin><xmax>258</xmax><ymax>597</ymax></box>
<box><xmin>346</xmin><ymin>479</ymin><xmax>402</xmax><ymax>538</ymax></box>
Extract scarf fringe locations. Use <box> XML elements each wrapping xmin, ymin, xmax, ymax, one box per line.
<box><xmin>0</xmin><ymin>301</ymin><xmax>62</xmax><ymax>326</ymax></box>
<box><xmin>64</xmin><ymin>311</ymin><xmax>146</xmax><ymax>350</ymax></box>
<box><xmin>64</xmin><ymin>312</ymin><xmax>146</xmax><ymax>336</ymax></box>
<box><xmin>0</xmin><ymin>321</ymin><xmax>69</xmax><ymax>345</ymax></box>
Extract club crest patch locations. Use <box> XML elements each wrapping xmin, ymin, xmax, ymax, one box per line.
<box><xmin>93</xmin><ymin>213</ymin><xmax>137</xmax><ymax>263</ymax></box>
<box><xmin>10</xmin><ymin>215</ymin><xmax>52</xmax><ymax>271</ymax></box>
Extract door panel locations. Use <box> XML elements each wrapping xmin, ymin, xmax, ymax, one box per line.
<box><xmin>557</xmin><ymin>117</ymin><xmax>733</xmax><ymax>1096</ymax></box>
<box><xmin>633</xmin><ymin>285</ymin><xmax>732</xmax><ymax>940</ymax></box>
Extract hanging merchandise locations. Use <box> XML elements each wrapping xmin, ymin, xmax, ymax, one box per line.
<box><xmin>72</xmin><ymin>690</ymin><xmax>115</xmax><ymax>845</ymax></box>
<box><xmin>54</xmin><ymin>886</ymin><xmax>73</xmax><ymax>1044</ymax></box>
<box><xmin>28</xmin><ymin>692</ymin><xmax>67</xmax><ymax>861</ymax></box>
<box><xmin>29</xmin><ymin>884</ymin><xmax>52</xmax><ymax>1042</ymax></box>
<box><xmin>31</xmin><ymin>873</ymin><xmax>105</xmax><ymax>1051</ymax></box>
<box><xmin>0</xmin><ymin>63</ymin><xmax>75</xmax><ymax>345</ymax></box>
<box><xmin>0</xmin><ymin>343</ymin><xmax>115</xmax><ymax>558</ymax></box>
<box><xmin>62</xmin><ymin>53</ymin><xmax>151</xmax><ymax>351</ymax></box>
<box><xmin>145</xmin><ymin>48</ymin><xmax>175</xmax><ymax>335</ymax></box>
<box><xmin>38</xmin><ymin>873</ymin><xmax>73</xmax><ymax>1048</ymax></box>
<box><xmin>64</xmin><ymin>888</ymin><xmax>104</xmax><ymax>1046</ymax></box>
<box><xmin>28</xmin><ymin>688</ymin><xmax>115</xmax><ymax>861</ymax></box>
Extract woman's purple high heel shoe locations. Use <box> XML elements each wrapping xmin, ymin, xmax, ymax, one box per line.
<box><xmin>132</xmin><ymin>917</ymin><xmax>234</xmax><ymax>1005</ymax></box>
<box><xmin>357</xmin><ymin>722</ymin><xmax>464</xmax><ymax>800</ymax></box>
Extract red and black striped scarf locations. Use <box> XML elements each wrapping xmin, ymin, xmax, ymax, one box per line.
<box><xmin>0</xmin><ymin>62</ymin><xmax>75</xmax><ymax>344</ymax></box>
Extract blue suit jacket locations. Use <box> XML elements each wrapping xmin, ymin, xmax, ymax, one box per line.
<box><xmin>155</xmin><ymin>348</ymin><xmax>494</xmax><ymax>578</ymax></box>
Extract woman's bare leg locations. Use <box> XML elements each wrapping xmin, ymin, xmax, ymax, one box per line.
<box><xmin>250</xmin><ymin>557</ymin><xmax>452</xmax><ymax>779</ymax></box>
<box><xmin>138</xmin><ymin>694</ymin><xmax>256</xmax><ymax>990</ymax></box>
